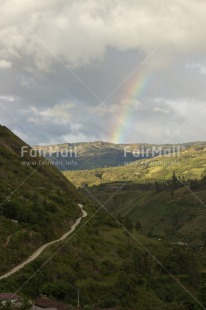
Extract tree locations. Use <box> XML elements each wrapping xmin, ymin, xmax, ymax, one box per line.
<box><xmin>1</xmin><ymin>201</ymin><xmax>17</xmax><ymax>219</ymax></box>
<box><xmin>154</xmin><ymin>181</ymin><xmax>160</xmax><ymax>193</ymax></box>
<box><xmin>32</xmin><ymin>192</ymin><xmax>39</xmax><ymax>207</ymax></box>
<box><xmin>116</xmin><ymin>271</ymin><xmax>130</xmax><ymax>290</ymax></box>
<box><xmin>124</xmin><ymin>216</ymin><xmax>133</xmax><ymax>232</ymax></box>
<box><xmin>135</xmin><ymin>220</ymin><xmax>142</xmax><ymax>233</ymax></box>
<box><xmin>171</xmin><ymin>172</ymin><xmax>178</xmax><ymax>190</ymax></box>
<box><xmin>202</xmin><ymin>232</ymin><xmax>206</xmax><ymax>247</ymax></box>
<box><xmin>189</xmin><ymin>179</ymin><xmax>200</xmax><ymax>190</ymax></box>
<box><xmin>124</xmin><ymin>229</ymin><xmax>130</xmax><ymax>245</ymax></box>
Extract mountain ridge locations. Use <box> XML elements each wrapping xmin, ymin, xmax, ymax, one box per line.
<box><xmin>33</xmin><ymin>140</ymin><xmax>206</xmax><ymax>171</ymax></box>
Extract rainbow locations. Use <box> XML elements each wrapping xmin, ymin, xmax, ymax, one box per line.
<box><xmin>111</xmin><ymin>69</ymin><xmax>153</xmax><ymax>144</ymax></box>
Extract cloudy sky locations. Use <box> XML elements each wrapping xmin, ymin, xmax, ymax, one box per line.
<box><xmin>0</xmin><ymin>0</ymin><xmax>206</xmax><ymax>146</ymax></box>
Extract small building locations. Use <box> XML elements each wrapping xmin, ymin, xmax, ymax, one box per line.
<box><xmin>34</xmin><ymin>298</ymin><xmax>72</xmax><ymax>310</ymax></box>
<box><xmin>0</xmin><ymin>293</ymin><xmax>21</xmax><ymax>305</ymax></box>
<box><xmin>32</xmin><ymin>307</ymin><xmax>57</xmax><ymax>310</ymax></box>
<box><xmin>177</xmin><ymin>241</ymin><xmax>188</xmax><ymax>246</ymax></box>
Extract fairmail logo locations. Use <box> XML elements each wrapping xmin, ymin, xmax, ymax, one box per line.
<box><xmin>124</xmin><ymin>145</ymin><xmax>183</xmax><ymax>158</ymax></box>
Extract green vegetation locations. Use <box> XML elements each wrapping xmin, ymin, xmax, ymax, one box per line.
<box><xmin>64</xmin><ymin>147</ymin><xmax>206</xmax><ymax>187</ymax></box>
<box><xmin>86</xmin><ymin>181</ymin><xmax>206</xmax><ymax>243</ymax></box>
<box><xmin>0</xmin><ymin>204</ymin><xmax>204</xmax><ymax>309</ymax></box>
<box><xmin>0</xmin><ymin>125</ymin><xmax>83</xmax><ymax>274</ymax></box>
<box><xmin>66</xmin><ymin>148</ymin><xmax>206</xmax><ymax>243</ymax></box>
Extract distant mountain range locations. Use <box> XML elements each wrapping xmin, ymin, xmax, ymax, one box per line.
<box><xmin>33</xmin><ymin>140</ymin><xmax>206</xmax><ymax>170</ymax></box>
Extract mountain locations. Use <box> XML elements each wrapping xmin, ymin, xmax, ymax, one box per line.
<box><xmin>33</xmin><ymin>141</ymin><xmax>206</xmax><ymax>170</ymax></box>
<box><xmin>1</xmin><ymin>128</ymin><xmax>206</xmax><ymax>309</ymax></box>
<box><xmin>0</xmin><ymin>125</ymin><xmax>83</xmax><ymax>275</ymax></box>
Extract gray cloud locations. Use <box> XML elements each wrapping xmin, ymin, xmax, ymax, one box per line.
<box><xmin>0</xmin><ymin>0</ymin><xmax>206</xmax><ymax>145</ymax></box>
<box><xmin>0</xmin><ymin>59</ymin><xmax>12</xmax><ymax>69</ymax></box>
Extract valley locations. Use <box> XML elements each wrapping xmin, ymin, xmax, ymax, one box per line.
<box><xmin>65</xmin><ymin>146</ymin><xmax>206</xmax><ymax>244</ymax></box>
<box><xmin>1</xmin><ymin>127</ymin><xmax>206</xmax><ymax>309</ymax></box>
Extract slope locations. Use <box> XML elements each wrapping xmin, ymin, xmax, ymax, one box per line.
<box><xmin>64</xmin><ymin>146</ymin><xmax>206</xmax><ymax>187</ymax></box>
<box><xmin>0</xmin><ymin>125</ymin><xmax>83</xmax><ymax>275</ymax></box>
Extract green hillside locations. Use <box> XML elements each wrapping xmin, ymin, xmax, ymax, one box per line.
<box><xmin>64</xmin><ymin>147</ymin><xmax>206</xmax><ymax>243</ymax></box>
<box><xmin>1</xmin><ymin>204</ymin><xmax>204</xmax><ymax>310</ymax></box>
<box><xmin>64</xmin><ymin>147</ymin><xmax>206</xmax><ymax>187</ymax></box>
<box><xmin>0</xmin><ymin>125</ymin><xmax>83</xmax><ymax>275</ymax></box>
<box><xmin>85</xmin><ymin>183</ymin><xmax>206</xmax><ymax>243</ymax></box>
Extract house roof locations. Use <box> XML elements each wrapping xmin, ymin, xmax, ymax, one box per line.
<box><xmin>32</xmin><ymin>306</ymin><xmax>57</xmax><ymax>310</ymax></box>
<box><xmin>35</xmin><ymin>298</ymin><xmax>72</xmax><ymax>310</ymax></box>
<box><xmin>0</xmin><ymin>293</ymin><xmax>21</xmax><ymax>302</ymax></box>
<box><xmin>94</xmin><ymin>308</ymin><xmax>134</xmax><ymax>310</ymax></box>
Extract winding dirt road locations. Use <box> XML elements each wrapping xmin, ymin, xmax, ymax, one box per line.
<box><xmin>0</xmin><ymin>204</ymin><xmax>87</xmax><ymax>280</ymax></box>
